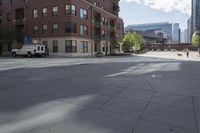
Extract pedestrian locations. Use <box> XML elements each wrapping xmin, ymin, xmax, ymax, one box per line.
<box><xmin>186</xmin><ymin>49</ymin><xmax>189</xmax><ymax>58</ymax></box>
<box><xmin>198</xmin><ymin>47</ymin><xmax>200</xmax><ymax>55</ymax></box>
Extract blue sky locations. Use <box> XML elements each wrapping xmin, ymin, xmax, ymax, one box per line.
<box><xmin>119</xmin><ymin>0</ymin><xmax>191</xmax><ymax>29</ymax></box>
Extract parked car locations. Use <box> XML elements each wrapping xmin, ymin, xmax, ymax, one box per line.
<box><xmin>12</xmin><ymin>44</ymin><xmax>46</xmax><ymax>57</ymax></box>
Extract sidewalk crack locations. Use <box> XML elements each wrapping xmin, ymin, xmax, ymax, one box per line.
<box><xmin>131</xmin><ymin>80</ymin><xmax>157</xmax><ymax>133</ymax></box>
<box><xmin>97</xmin><ymin>89</ymin><xmax>124</xmax><ymax>109</ymax></box>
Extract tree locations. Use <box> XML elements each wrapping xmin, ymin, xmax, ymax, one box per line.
<box><xmin>123</xmin><ymin>32</ymin><xmax>144</xmax><ymax>53</ymax></box>
<box><xmin>192</xmin><ymin>34</ymin><xmax>200</xmax><ymax>55</ymax></box>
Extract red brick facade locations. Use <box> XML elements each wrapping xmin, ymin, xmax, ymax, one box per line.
<box><xmin>1</xmin><ymin>0</ymin><xmax>124</xmax><ymax>56</ymax></box>
<box><xmin>0</xmin><ymin>0</ymin><xmax>2</xmax><ymax>24</ymax></box>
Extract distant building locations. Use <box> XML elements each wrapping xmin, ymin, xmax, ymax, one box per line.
<box><xmin>172</xmin><ymin>23</ymin><xmax>181</xmax><ymax>43</ymax></box>
<box><xmin>187</xmin><ymin>18</ymin><xmax>192</xmax><ymax>42</ymax></box>
<box><xmin>125</xmin><ymin>22</ymin><xmax>173</xmax><ymax>42</ymax></box>
<box><xmin>181</xmin><ymin>29</ymin><xmax>188</xmax><ymax>43</ymax></box>
<box><xmin>126</xmin><ymin>30</ymin><xmax>166</xmax><ymax>44</ymax></box>
<box><xmin>191</xmin><ymin>0</ymin><xmax>200</xmax><ymax>35</ymax></box>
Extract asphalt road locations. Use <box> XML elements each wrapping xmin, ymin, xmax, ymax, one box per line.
<box><xmin>0</xmin><ymin>56</ymin><xmax>200</xmax><ymax>133</ymax></box>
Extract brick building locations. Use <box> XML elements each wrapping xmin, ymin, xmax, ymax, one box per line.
<box><xmin>1</xmin><ymin>0</ymin><xmax>124</xmax><ymax>57</ymax></box>
<box><xmin>0</xmin><ymin>0</ymin><xmax>2</xmax><ymax>24</ymax></box>
<box><xmin>0</xmin><ymin>0</ymin><xmax>3</xmax><ymax>55</ymax></box>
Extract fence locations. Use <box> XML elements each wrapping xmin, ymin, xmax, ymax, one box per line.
<box><xmin>144</xmin><ymin>43</ymin><xmax>198</xmax><ymax>51</ymax></box>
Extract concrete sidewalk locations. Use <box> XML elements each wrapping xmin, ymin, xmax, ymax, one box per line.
<box><xmin>0</xmin><ymin>56</ymin><xmax>200</xmax><ymax>133</ymax></box>
<box><xmin>137</xmin><ymin>51</ymin><xmax>200</xmax><ymax>61</ymax></box>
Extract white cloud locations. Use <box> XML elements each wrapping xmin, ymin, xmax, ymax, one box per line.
<box><xmin>123</xmin><ymin>0</ymin><xmax>141</xmax><ymax>4</ymax></box>
<box><xmin>121</xmin><ymin>0</ymin><xmax>191</xmax><ymax>15</ymax></box>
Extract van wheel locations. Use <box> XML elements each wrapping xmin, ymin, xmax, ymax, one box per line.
<box><xmin>27</xmin><ymin>52</ymin><xmax>32</xmax><ymax>58</ymax></box>
<box><xmin>12</xmin><ymin>52</ymin><xmax>17</xmax><ymax>57</ymax></box>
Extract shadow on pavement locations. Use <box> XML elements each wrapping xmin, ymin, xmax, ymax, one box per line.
<box><xmin>0</xmin><ymin>59</ymin><xmax>200</xmax><ymax>133</ymax></box>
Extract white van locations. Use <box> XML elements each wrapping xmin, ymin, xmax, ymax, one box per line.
<box><xmin>12</xmin><ymin>44</ymin><xmax>46</xmax><ymax>57</ymax></box>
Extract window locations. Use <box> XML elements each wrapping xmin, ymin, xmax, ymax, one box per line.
<box><xmin>42</xmin><ymin>41</ymin><xmax>47</xmax><ymax>45</ymax></box>
<box><xmin>6</xmin><ymin>12</ymin><xmax>11</xmax><ymax>21</ymax></box>
<box><xmin>102</xmin><ymin>43</ymin><xmax>105</xmax><ymax>52</ymax></box>
<box><xmin>0</xmin><ymin>9</ymin><xmax>2</xmax><ymax>16</ymax></box>
<box><xmin>102</xmin><ymin>17</ymin><xmax>108</xmax><ymax>26</ymax></box>
<box><xmin>52</xmin><ymin>6</ymin><xmax>58</xmax><ymax>16</ymax></box>
<box><xmin>42</xmin><ymin>24</ymin><xmax>48</xmax><ymax>34</ymax></box>
<box><xmin>102</xmin><ymin>30</ymin><xmax>105</xmax><ymax>37</ymax></box>
<box><xmin>33</xmin><ymin>25</ymin><xmax>38</xmax><ymax>34</ymax></box>
<box><xmin>52</xmin><ymin>23</ymin><xmax>58</xmax><ymax>33</ymax></box>
<box><xmin>102</xmin><ymin>17</ymin><xmax>104</xmax><ymax>22</ymax></box>
<box><xmin>80</xmin><ymin>8</ymin><xmax>87</xmax><ymax>19</ymax></box>
<box><xmin>81</xmin><ymin>41</ymin><xmax>88</xmax><ymax>53</ymax></box>
<box><xmin>65</xmin><ymin>40</ymin><xmax>77</xmax><ymax>53</ymax></box>
<box><xmin>11</xmin><ymin>0</ymin><xmax>16</xmax><ymax>5</ymax></box>
<box><xmin>105</xmin><ymin>18</ymin><xmax>108</xmax><ymax>26</ymax></box>
<box><xmin>65</xmin><ymin>5</ymin><xmax>76</xmax><ymax>15</ymax></box>
<box><xmin>117</xmin><ymin>23</ymin><xmax>122</xmax><ymax>30</ymax></box>
<box><xmin>33</xmin><ymin>9</ymin><xmax>38</xmax><ymax>18</ymax></box>
<box><xmin>0</xmin><ymin>0</ymin><xmax>2</xmax><ymax>6</ymax></box>
<box><xmin>52</xmin><ymin>40</ymin><xmax>58</xmax><ymax>53</ymax></box>
<box><xmin>80</xmin><ymin>25</ymin><xmax>88</xmax><ymax>35</ymax></box>
<box><xmin>42</xmin><ymin>8</ymin><xmax>47</xmax><ymax>17</ymax></box>
<box><xmin>65</xmin><ymin>22</ymin><xmax>77</xmax><ymax>33</ymax></box>
<box><xmin>94</xmin><ymin>43</ymin><xmax>98</xmax><ymax>52</ymax></box>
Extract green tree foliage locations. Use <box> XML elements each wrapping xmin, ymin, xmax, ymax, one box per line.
<box><xmin>192</xmin><ymin>34</ymin><xmax>200</xmax><ymax>55</ymax></box>
<box><xmin>123</xmin><ymin>32</ymin><xmax>144</xmax><ymax>52</ymax></box>
<box><xmin>192</xmin><ymin>35</ymin><xmax>200</xmax><ymax>47</ymax></box>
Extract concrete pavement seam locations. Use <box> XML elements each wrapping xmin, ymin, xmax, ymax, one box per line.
<box><xmin>97</xmin><ymin>89</ymin><xmax>124</xmax><ymax>109</ymax></box>
<box><xmin>116</xmin><ymin>95</ymin><xmax>194</xmax><ymax>110</ymax></box>
<box><xmin>192</xmin><ymin>97</ymin><xmax>200</xmax><ymax>132</ymax></box>
<box><xmin>141</xmin><ymin>118</ymin><xmax>198</xmax><ymax>133</ymax></box>
<box><xmin>131</xmin><ymin>80</ymin><xmax>157</xmax><ymax>133</ymax></box>
<box><xmin>147</xmin><ymin>79</ymin><xmax>157</xmax><ymax>93</ymax></box>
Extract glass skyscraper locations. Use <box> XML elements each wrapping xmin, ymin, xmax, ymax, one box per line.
<box><xmin>172</xmin><ymin>23</ymin><xmax>181</xmax><ymax>43</ymax></box>
<box><xmin>125</xmin><ymin>22</ymin><xmax>172</xmax><ymax>42</ymax></box>
<box><xmin>192</xmin><ymin>0</ymin><xmax>200</xmax><ymax>34</ymax></box>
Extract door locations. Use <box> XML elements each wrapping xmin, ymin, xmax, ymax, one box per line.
<box><xmin>105</xmin><ymin>41</ymin><xmax>108</xmax><ymax>56</ymax></box>
<box><xmin>43</xmin><ymin>41</ymin><xmax>49</xmax><ymax>56</ymax></box>
<box><xmin>94</xmin><ymin>41</ymin><xmax>101</xmax><ymax>53</ymax></box>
